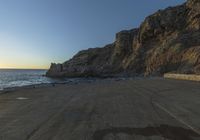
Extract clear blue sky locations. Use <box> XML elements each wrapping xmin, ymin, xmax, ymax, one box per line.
<box><xmin>0</xmin><ymin>0</ymin><xmax>186</xmax><ymax>69</ymax></box>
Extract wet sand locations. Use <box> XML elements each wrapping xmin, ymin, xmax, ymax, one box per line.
<box><xmin>0</xmin><ymin>78</ymin><xmax>200</xmax><ymax>140</ymax></box>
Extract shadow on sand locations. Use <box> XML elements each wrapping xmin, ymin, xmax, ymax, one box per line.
<box><xmin>93</xmin><ymin>124</ymin><xmax>200</xmax><ymax>140</ymax></box>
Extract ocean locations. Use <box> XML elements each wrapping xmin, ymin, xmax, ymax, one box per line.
<box><xmin>0</xmin><ymin>69</ymin><xmax>56</xmax><ymax>90</ymax></box>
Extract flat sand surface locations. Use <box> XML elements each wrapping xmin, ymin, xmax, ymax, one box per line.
<box><xmin>0</xmin><ymin>78</ymin><xmax>200</xmax><ymax>140</ymax></box>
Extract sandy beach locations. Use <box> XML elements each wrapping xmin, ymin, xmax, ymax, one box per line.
<box><xmin>0</xmin><ymin>78</ymin><xmax>200</xmax><ymax>140</ymax></box>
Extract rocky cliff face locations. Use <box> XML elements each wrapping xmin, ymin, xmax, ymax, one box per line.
<box><xmin>46</xmin><ymin>0</ymin><xmax>200</xmax><ymax>77</ymax></box>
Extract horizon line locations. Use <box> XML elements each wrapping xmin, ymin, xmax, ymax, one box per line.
<box><xmin>0</xmin><ymin>68</ymin><xmax>48</xmax><ymax>70</ymax></box>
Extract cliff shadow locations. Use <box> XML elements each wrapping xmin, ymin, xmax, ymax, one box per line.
<box><xmin>92</xmin><ymin>124</ymin><xmax>200</xmax><ymax>140</ymax></box>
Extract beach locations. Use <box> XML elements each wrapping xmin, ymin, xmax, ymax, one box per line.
<box><xmin>0</xmin><ymin>78</ymin><xmax>200</xmax><ymax>140</ymax></box>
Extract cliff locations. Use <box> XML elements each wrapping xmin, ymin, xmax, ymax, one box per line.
<box><xmin>46</xmin><ymin>0</ymin><xmax>200</xmax><ymax>77</ymax></box>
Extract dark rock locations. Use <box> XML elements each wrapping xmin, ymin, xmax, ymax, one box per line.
<box><xmin>46</xmin><ymin>63</ymin><xmax>63</xmax><ymax>77</ymax></box>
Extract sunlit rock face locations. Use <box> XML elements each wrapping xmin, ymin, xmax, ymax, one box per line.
<box><xmin>186</xmin><ymin>0</ymin><xmax>200</xmax><ymax>30</ymax></box>
<box><xmin>47</xmin><ymin>0</ymin><xmax>200</xmax><ymax>77</ymax></box>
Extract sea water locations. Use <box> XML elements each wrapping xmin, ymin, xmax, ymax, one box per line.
<box><xmin>0</xmin><ymin>69</ymin><xmax>55</xmax><ymax>90</ymax></box>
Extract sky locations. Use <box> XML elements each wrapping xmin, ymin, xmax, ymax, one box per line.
<box><xmin>0</xmin><ymin>0</ymin><xmax>186</xmax><ymax>69</ymax></box>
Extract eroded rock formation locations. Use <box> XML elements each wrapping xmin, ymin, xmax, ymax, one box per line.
<box><xmin>47</xmin><ymin>0</ymin><xmax>200</xmax><ymax>77</ymax></box>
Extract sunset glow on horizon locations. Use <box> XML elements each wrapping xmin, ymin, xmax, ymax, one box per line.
<box><xmin>0</xmin><ymin>62</ymin><xmax>49</xmax><ymax>70</ymax></box>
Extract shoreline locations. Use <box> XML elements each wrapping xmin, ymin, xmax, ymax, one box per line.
<box><xmin>0</xmin><ymin>77</ymin><xmax>101</xmax><ymax>95</ymax></box>
<box><xmin>2</xmin><ymin>73</ymin><xmax>200</xmax><ymax>95</ymax></box>
<box><xmin>0</xmin><ymin>76</ymin><xmax>160</xmax><ymax>95</ymax></box>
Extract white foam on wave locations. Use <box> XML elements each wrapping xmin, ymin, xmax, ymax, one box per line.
<box><xmin>0</xmin><ymin>69</ymin><xmax>56</xmax><ymax>90</ymax></box>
